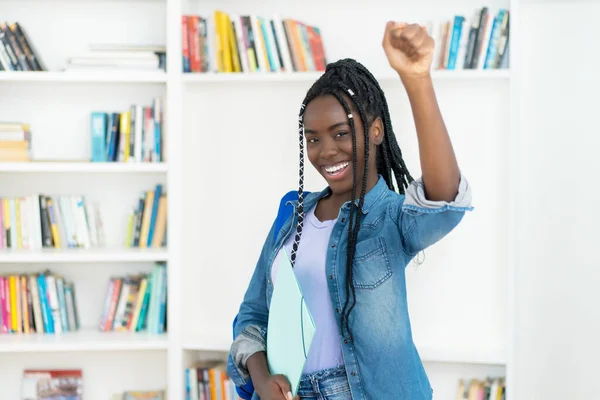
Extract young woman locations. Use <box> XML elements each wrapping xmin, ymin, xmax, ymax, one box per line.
<box><xmin>227</xmin><ymin>21</ymin><xmax>473</xmax><ymax>400</ymax></box>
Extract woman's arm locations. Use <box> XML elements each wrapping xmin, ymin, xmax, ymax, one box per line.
<box><xmin>401</xmin><ymin>75</ymin><xmax>460</xmax><ymax>201</ymax></box>
<box><xmin>382</xmin><ymin>21</ymin><xmax>460</xmax><ymax>202</ymax></box>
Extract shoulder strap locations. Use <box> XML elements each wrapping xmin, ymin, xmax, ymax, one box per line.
<box><xmin>274</xmin><ymin>190</ymin><xmax>311</xmax><ymax>243</ymax></box>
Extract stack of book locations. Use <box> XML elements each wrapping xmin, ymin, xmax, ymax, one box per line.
<box><xmin>0</xmin><ymin>22</ymin><xmax>45</xmax><ymax>72</ymax></box>
<box><xmin>432</xmin><ymin>7</ymin><xmax>510</xmax><ymax>70</ymax></box>
<box><xmin>99</xmin><ymin>262</ymin><xmax>167</xmax><ymax>334</ymax></box>
<box><xmin>65</xmin><ymin>44</ymin><xmax>166</xmax><ymax>72</ymax></box>
<box><xmin>126</xmin><ymin>184</ymin><xmax>167</xmax><ymax>249</ymax></box>
<box><xmin>0</xmin><ymin>122</ymin><xmax>31</xmax><ymax>162</ymax></box>
<box><xmin>0</xmin><ymin>270</ymin><xmax>80</xmax><ymax>334</ymax></box>
<box><xmin>0</xmin><ymin>194</ymin><xmax>105</xmax><ymax>250</ymax></box>
<box><xmin>90</xmin><ymin>97</ymin><xmax>163</xmax><ymax>163</ymax></box>
<box><xmin>181</xmin><ymin>11</ymin><xmax>327</xmax><ymax>73</ymax></box>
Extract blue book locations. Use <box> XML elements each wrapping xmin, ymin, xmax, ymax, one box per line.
<box><xmin>90</xmin><ymin>112</ymin><xmax>107</xmax><ymax>162</ymax></box>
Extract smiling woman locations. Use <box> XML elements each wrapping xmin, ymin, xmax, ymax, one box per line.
<box><xmin>228</xmin><ymin>21</ymin><xmax>473</xmax><ymax>400</ymax></box>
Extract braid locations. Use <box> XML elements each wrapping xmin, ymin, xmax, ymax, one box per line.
<box><xmin>295</xmin><ymin>58</ymin><xmax>413</xmax><ymax>341</ymax></box>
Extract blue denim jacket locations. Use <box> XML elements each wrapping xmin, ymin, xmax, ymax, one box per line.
<box><xmin>227</xmin><ymin>174</ymin><xmax>472</xmax><ymax>399</ymax></box>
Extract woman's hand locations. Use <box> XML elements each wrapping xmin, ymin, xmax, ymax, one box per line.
<box><xmin>382</xmin><ymin>21</ymin><xmax>435</xmax><ymax>80</ymax></box>
<box><xmin>256</xmin><ymin>374</ymin><xmax>298</xmax><ymax>400</ymax></box>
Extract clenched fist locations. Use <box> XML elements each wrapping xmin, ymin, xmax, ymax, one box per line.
<box><xmin>382</xmin><ymin>21</ymin><xmax>435</xmax><ymax>80</ymax></box>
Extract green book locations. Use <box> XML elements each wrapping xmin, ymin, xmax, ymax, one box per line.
<box><xmin>267</xmin><ymin>248</ymin><xmax>316</xmax><ymax>397</ymax></box>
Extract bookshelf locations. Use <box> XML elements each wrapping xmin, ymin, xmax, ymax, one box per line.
<box><xmin>0</xmin><ymin>0</ymin><xmax>516</xmax><ymax>400</ymax></box>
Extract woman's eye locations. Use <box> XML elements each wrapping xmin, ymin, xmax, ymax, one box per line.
<box><xmin>336</xmin><ymin>131</ymin><xmax>349</xmax><ymax>138</ymax></box>
<box><xmin>307</xmin><ymin>137</ymin><xmax>318</xmax><ymax>144</ymax></box>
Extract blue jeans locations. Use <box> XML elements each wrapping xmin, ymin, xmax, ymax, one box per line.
<box><xmin>296</xmin><ymin>366</ymin><xmax>352</xmax><ymax>400</ymax></box>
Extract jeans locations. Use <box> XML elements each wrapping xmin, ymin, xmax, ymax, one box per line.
<box><xmin>296</xmin><ymin>366</ymin><xmax>352</xmax><ymax>400</ymax></box>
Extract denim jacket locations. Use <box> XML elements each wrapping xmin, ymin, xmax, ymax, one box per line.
<box><xmin>227</xmin><ymin>174</ymin><xmax>472</xmax><ymax>399</ymax></box>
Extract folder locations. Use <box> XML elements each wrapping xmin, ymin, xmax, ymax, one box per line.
<box><xmin>267</xmin><ymin>248</ymin><xmax>316</xmax><ymax>397</ymax></box>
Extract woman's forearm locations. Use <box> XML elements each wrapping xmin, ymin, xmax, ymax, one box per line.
<box><xmin>401</xmin><ymin>74</ymin><xmax>460</xmax><ymax>202</ymax></box>
<box><xmin>247</xmin><ymin>351</ymin><xmax>271</xmax><ymax>389</ymax></box>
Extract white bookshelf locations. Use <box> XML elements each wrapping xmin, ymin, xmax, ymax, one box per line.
<box><xmin>0</xmin><ymin>247</ymin><xmax>169</xmax><ymax>263</ymax></box>
<box><xmin>0</xmin><ymin>70</ymin><xmax>168</xmax><ymax>83</ymax></box>
<box><xmin>0</xmin><ymin>162</ymin><xmax>168</xmax><ymax>173</ymax></box>
<box><xmin>0</xmin><ymin>329</ymin><xmax>168</xmax><ymax>353</ymax></box>
<box><xmin>0</xmin><ymin>0</ymin><xmax>518</xmax><ymax>400</ymax></box>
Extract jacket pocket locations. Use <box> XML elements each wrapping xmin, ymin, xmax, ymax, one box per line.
<box><xmin>351</xmin><ymin>237</ymin><xmax>392</xmax><ymax>289</ymax></box>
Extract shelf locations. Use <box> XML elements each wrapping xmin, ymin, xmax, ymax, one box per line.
<box><xmin>0</xmin><ymin>247</ymin><xmax>168</xmax><ymax>263</ymax></box>
<box><xmin>0</xmin><ymin>329</ymin><xmax>168</xmax><ymax>353</ymax></box>
<box><xmin>0</xmin><ymin>161</ymin><xmax>168</xmax><ymax>173</ymax></box>
<box><xmin>182</xmin><ymin>69</ymin><xmax>510</xmax><ymax>83</ymax></box>
<box><xmin>417</xmin><ymin>344</ymin><xmax>506</xmax><ymax>365</ymax></box>
<box><xmin>180</xmin><ymin>335</ymin><xmax>506</xmax><ymax>366</ymax></box>
<box><xmin>182</xmin><ymin>333</ymin><xmax>231</xmax><ymax>353</ymax></box>
<box><xmin>0</xmin><ymin>71</ymin><xmax>167</xmax><ymax>83</ymax></box>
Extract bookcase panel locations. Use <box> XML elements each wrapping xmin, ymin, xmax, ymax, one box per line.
<box><xmin>0</xmin><ymin>173</ymin><xmax>166</xmax><ymax>247</ymax></box>
<box><xmin>2</xmin><ymin>0</ymin><xmax>167</xmax><ymax>72</ymax></box>
<box><xmin>0</xmin><ymin>83</ymin><xmax>166</xmax><ymax>161</ymax></box>
<box><xmin>0</xmin><ymin>350</ymin><xmax>167</xmax><ymax>400</ymax></box>
<box><xmin>181</xmin><ymin>0</ymin><xmax>510</xmax><ymax>76</ymax></box>
<box><xmin>0</xmin><ymin>262</ymin><xmax>159</xmax><ymax>329</ymax></box>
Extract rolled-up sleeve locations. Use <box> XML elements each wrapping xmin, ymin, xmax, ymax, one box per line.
<box><xmin>226</xmin><ymin>222</ymin><xmax>275</xmax><ymax>387</ymax></box>
<box><xmin>397</xmin><ymin>174</ymin><xmax>473</xmax><ymax>256</ymax></box>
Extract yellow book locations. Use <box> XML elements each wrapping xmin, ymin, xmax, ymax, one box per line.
<box><xmin>120</xmin><ymin>111</ymin><xmax>131</xmax><ymax>162</ymax></box>
<box><xmin>126</xmin><ymin>213</ymin><xmax>135</xmax><ymax>247</ymax></box>
<box><xmin>9</xmin><ymin>275</ymin><xmax>18</xmax><ymax>333</ymax></box>
<box><xmin>129</xmin><ymin>277</ymin><xmax>147</xmax><ymax>331</ymax></box>
<box><xmin>15</xmin><ymin>198</ymin><xmax>22</xmax><ymax>249</ymax></box>
<box><xmin>227</xmin><ymin>14</ymin><xmax>241</xmax><ymax>72</ymax></box>
<box><xmin>216</xmin><ymin>11</ymin><xmax>232</xmax><ymax>72</ymax></box>
<box><xmin>46</xmin><ymin>198</ymin><xmax>61</xmax><ymax>248</ymax></box>
<box><xmin>3</xmin><ymin>198</ymin><xmax>10</xmax><ymax>246</ymax></box>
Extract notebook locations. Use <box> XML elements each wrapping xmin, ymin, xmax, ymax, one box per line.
<box><xmin>267</xmin><ymin>248</ymin><xmax>316</xmax><ymax>397</ymax></box>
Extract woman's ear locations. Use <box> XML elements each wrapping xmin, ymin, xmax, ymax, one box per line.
<box><xmin>370</xmin><ymin>117</ymin><xmax>385</xmax><ymax>146</ymax></box>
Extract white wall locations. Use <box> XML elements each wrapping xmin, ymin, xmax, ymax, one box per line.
<box><xmin>514</xmin><ymin>2</ymin><xmax>600</xmax><ymax>399</ymax></box>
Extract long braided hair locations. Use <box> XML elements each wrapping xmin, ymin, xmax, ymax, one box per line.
<box><xmin>291</xmin><ymin>58</ymin><xmax>415</xmax><ymax>341</ymax></box>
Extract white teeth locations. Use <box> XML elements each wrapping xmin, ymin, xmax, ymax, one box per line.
<box><xmin>324</xmin><ymin>162</ymin><xmax>349</xmax><ymax>173</ymax></box>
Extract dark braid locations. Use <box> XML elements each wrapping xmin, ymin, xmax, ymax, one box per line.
<box><xmin>294</xmin><ymin>58</ymin><xmax>414</xmax><ymax>341</ymax></box>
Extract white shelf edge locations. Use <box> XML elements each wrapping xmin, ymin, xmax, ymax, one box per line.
<box><xmin>417</xmin><ymin>344</ymin><xmax>506</xmax><ymax>366</ymax></box>
<box><xmin>0</xmin><ymin>162</ymin><xmax>168</xmax><ymax>173</ymax></box>
<box><xmin>0</xmin><ymin>247</ymin><xmax>169</xmax><ymax>263</ymax></box>
<box><xmin>0</xmin><ymin>329</ymin><xmax>168</xmax><ymax>352</ymax></box>
<box><xmin>0</xmin><ymin>71</ymin><xmax>167</xmax><ymax>83</ymax></box>
<box><xmin>182</xmin><ymin>334</ymin><xmax>230</xmax><ymax>353</ymax></box>
<box><xmin>180</xmin><ymin>336</ymin><xmax>506</xmax><ymax>366</ymax></box>
<box><xmin>182</xmin><ymin>69</ymin><xmax>510</xmax><ymax>83</ymax></box>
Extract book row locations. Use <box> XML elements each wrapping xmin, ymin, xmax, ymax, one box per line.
<box><xmin>91</xmin><ymin>97</ymin><xmax>163</xmax><ymax>163</ymax></box>
<box><xmin>182</xmin><ymin>12</ymin><xmax>326</xmax><ymax>74</ymax></box>
<box><xmin>0</xmin><ymin>270</ymin><xmax>79</xmax><ymax>334</ymax></box>
<box><xmin>126</xmin><ymin>184</ymin><xmax>167</xmax><ymax>249</ymax></box>
<box><xmin>186</xmin><ymin>360</ymin><xmax>236</xmax><ymax>400</ymax></box>
<box><xmin>0</xmin><ymin>195</ymin><xmax>105</xmax><ymax>250</ymax></box>
<box><xmin>0</xmin><ymin>122</ymin><xmax>31</xmax><ymax>162</ymax></box>
<box><xmin>99</xmin><ymin>262</ymin><xmax>167</xmax><ymax>334</ymax></box>
<box><xmin>22</xmin><ymin>369</ymin><xmax>166</xmax><ymax>400</ymax></box>
<box><xmin>0</xmin><ymin>22</ymin><xmax>44</xmax><ymax>72</ymax></box>
<box><xmin>457</xmin><ymin>376</ymin><xmax>506</xmax><ymax>400</ymax></box>
<box><xmin>433</xmin><ymin>7</ymin><xmax>510</xmax><ymax>70</ymax></box>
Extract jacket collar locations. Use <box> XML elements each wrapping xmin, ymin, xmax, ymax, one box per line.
<box><xmin>293</xmin><ymin>175</ymin><xmax>392</xmax><ymax>215</ymax></box>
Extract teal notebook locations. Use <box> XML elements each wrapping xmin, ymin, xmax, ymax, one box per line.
<box><xmin>267</xmin><ymin>248</ymin><xmax>316</xmax><ymax>397</ymax></box>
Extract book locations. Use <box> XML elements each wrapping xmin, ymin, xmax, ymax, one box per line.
<box><xmin>266</xmin><ymin>248</ymin><xmax>316</xmax><ymax>397</ymax></box>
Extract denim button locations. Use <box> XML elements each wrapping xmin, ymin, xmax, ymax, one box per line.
<box><xmin>351</xmin><ymin>372</ymin><xmax>356</xmax><ymax>376</ymax></box>
<box><xmin>331</xmin><ymin>244</ymin><xmax>336</xmax><ymax>248</ymax></box>
<box><xmin>329</xmin><ymin>275</ymin><xmax>333</xmax><ymax>280</ymax></box>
